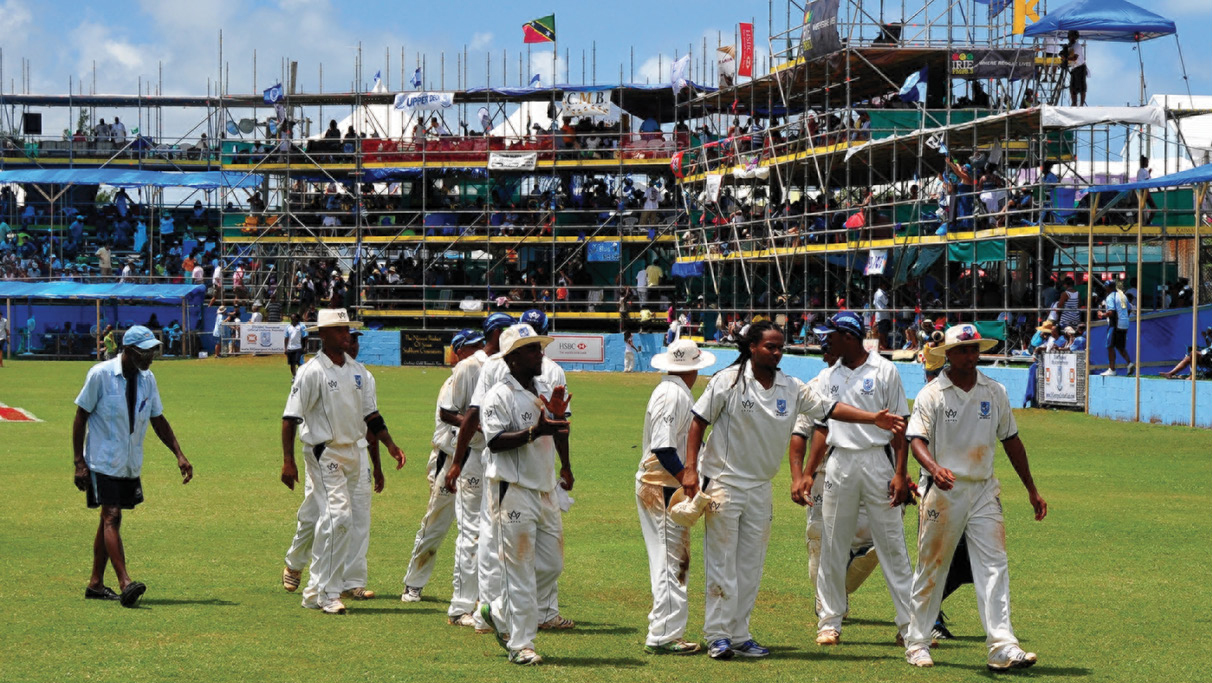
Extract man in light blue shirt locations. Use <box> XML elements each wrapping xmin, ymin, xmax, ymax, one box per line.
<box><xmin>72</xmin><ymin>326</ymin><xmax>193</xmax><ymax>608</ymax></box>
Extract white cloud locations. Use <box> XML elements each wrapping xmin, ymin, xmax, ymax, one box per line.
<box><xmin>469</xmin><ymin>32</ymin><xmax>493</xmax><ymax>51</ymax></box>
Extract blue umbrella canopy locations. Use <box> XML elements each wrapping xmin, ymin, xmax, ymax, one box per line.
<box><xmin>1023</xmin><ymin>0</ymin><xmax>1176</xmax><ymax>42</ymax></box>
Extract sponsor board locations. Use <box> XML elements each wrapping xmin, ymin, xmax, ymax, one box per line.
<box><xmin>545</xmin><ymin>335</ymin><xmax>605</xmax><ymax>363</ymax></box>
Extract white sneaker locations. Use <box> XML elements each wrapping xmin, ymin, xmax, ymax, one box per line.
<box><xmin>400</xmin><ymin>586</ymin><xmax>422</xmax><ymax>602</ymax></box>
<box><xmin>906</xmin><ymin>648</ymin><xmax>934</xmax><ymax>668</ymax></box>
<box><xmin>1100</xmin><ymin>369</ymin><xmax>1116</xmax><ymax>376</ymax></box>
<box><xmin>1126</xmin><ymin>363</ymin><xmax>1136</xmax><ymax>375</ymax></box>
<box><xmin>509</xmin><ymin>648</ymin><xmax>543</xmax><ymax>665</ymax></box>
<box><xmin>448</xmin><ymin>613</ymin><xmax>476</xmax><ymax>627</ymax></box>
<box><xmin>987</xmin><ymin>645</ymin><xmax>1037</xmax><ymax>671</ymax></box>
<box><xmin>816</xmin><ymin>629</ymin><xmax>840</xmax><ymax>645</ymax></box>
<box><xmin>320</xmin><ymin>598</ymin><xmax>347</xmax><ymax>615</ymax></box>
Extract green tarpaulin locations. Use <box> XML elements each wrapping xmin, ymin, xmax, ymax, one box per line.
<box><xmin>948</xmin><ymin>241</ymin><xmax>1006</xmax><ymax>264</ymax></box>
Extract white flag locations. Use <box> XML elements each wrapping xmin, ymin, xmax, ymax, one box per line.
<box><xmin>670</xmin><ymin>54</ymin><xmax>691</xmax><ymax>91</ymax></box>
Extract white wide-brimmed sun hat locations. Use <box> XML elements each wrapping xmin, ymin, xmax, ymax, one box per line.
<box><xmin>307</xmin><ymin>308</ymin><xmax>363</xmax><ymax>332</ymax></box>
<box><xmin>492</xmin><ymin>323</ymin><xmax>553</xmax><ymax>359</ymax></box>
<box><xmin>651</xmin><ymin>338</ymin><xmax>717</xmax><ymax>372</ymax></box>
<box><xmin>928</xmin><ymin>323</ymin><xmax>998</xmax><ymax>359</ymax></box>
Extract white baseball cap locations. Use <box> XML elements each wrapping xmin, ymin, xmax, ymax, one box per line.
<box><xmin>651</xmin><ymin>338</ymin><xmax>716</xmax><ymax>373</ymax></box>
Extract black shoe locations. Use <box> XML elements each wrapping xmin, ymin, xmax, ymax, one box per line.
<box><xmin>85</xmin><ymin>585</ymin><xmax>120</xmax><ymax>601</ymax></box>
<box><xmin>931</xmin><ymin>613</ymin><xmax>954</xmax><ymax>640</ymax></box>
<box><xmin>120</xmin><ymin>581</ymin><xmax>147</xmax><ymax>608</ymax></box>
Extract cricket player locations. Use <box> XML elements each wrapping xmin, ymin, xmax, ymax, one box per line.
<box><xmin>399</xmin><ymin>329</ymin><xmax>484</xmax><ymax>617</ymax></box>
<box><xmin>681</xmin><ymin>320</ymin><xmax>905</xmax><ymax>660</ymax></box>
<box><xmin>789</xmin><ymin>342</ymin><xmax>881</xmax><ymax>614</ymax></box>
<box><xmin>477</xmin><ymin>324</ymin><xmax>572</xmax><ymax>665</ymax></box>
<box><xmin>283</xmin><ymin>328</ymin><xmax>389</xmax><ymax>600</ymax></box>
<box><xmin>637</xmin><ymin>338</ymin><xmax>716</xmax><ymax>655</ymax></box>
<box><xmin>903</xmin><ymin>324</ymin><xmax>1047</xmax><ymax>670</ymax></box>
<box><xmin>808</xmin><ymin>312</ymin><xmax>914</xmax><ymax>647</ymax></box>
<box><xmin>72</xmin><ymin>326</ymin><xmax>193</xmax><ymax>608</ymax></box>
<box><xmin>280</xmin><ymin>308</ymin><xmax>406</xmax><ymax>615</ymax></box>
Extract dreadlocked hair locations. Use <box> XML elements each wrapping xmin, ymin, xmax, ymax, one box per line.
<box><xmin>728</xmin><ymin>319</ymin><xmax>783</xmax><ymax>392</ymax></box>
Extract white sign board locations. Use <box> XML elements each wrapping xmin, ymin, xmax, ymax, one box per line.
<box><xmin>1042</xmin><ymin>353</ymin><xmax>1079</xmax><ymax>404</ymax></box>
<box><xmin>864</xmin><ymin>249</ymin><xmax>888</xmax><ymax>276</ymax></box>
<box><xmin>561</xmin><ymin>91</ymin><xmax>611</xmax><ymax>116</ymax></box>
<box><xmin>545</xmin><ymin>334</ymin><xmax>605</xmax><ymax>363</ymax></box>
<box><xmin>239</xmin><ymin>323</ymin><xmax>289</xmax><ymax>354</ymax></box>
<box><xmin>705</xmin><ymin>173</ymin><xmax>724</xmax><ymax>202</ymax></box>
<box><xmin>394</xmin><ymin>91</ymin><xmax>454</xmax><ymax>111</ymax></box>
<box><xmin>488</xmin><ymin>151</ymin><xmax>538</xmax><ymax>171</ymax></box>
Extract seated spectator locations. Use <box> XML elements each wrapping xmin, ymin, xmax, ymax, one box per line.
<box><xmin>1161</xmin><ymin>327</ymin><xmax>1212</xmax><ymax>379</ymax></box>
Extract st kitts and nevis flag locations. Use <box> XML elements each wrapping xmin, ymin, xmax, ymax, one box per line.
<box><xmin>523</xmin><ymin>14</ymin><xmax>556</xmax><ymax>43</ymax></box>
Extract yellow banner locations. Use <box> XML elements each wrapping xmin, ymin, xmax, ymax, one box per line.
<box><xmin>1013</xmin><ymin>0</ymin><xmax>1041</xmax><ymax>35</ymax></box>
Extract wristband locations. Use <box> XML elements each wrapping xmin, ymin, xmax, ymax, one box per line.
<box><xmin>366</xmin><ymin>414</ymin><xmax>387</xmax><ymax>435</ymax></box>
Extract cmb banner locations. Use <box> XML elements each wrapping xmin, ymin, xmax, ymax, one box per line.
<box><xmin>1040</xmin><ymin>352</ymin><xmax>1085</xmax><ymax>406</ymax></box>
<box><xmin>239</xmin><ymin>323</ymin><xmax>289</xmax><ymax>354</ymax></box>
<box><xmin>545</xmin><ymin>335</ymin><xmax>605</xmax><ymax>364</ymax></box>
<box><xmin>562</xmin><ymin>91</ymin><xmax>611</xmax><ymax>117</ymax></box>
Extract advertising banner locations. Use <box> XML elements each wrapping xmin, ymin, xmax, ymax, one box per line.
<box><xmin>400</xmin><ymin>331</ymin><xmax>447</xmax><ymax>365</ymax></box>
<box><xmin>586</xmin><ymin>241</ymin><xmax>621</xmax><ymax>262</ymax></box>
<box><xmin>545</xmin><ymin>335</ymin><xmax>605</xmax><ymax>363</ymax></box>
<box><xmin>488</xmin><ymin>152</ymin><xmax>538</xmax><ymax>171</ymax></box>
<box><xmin>949</xmin><ymin>49</ymin><xmax>1035</xmax><ymax>80</ymax></box>
<box><xmin>562</xmin><ymin>90</ymin><xmax>612</xmax><ymax>116</ymax></box>
<box><xmin>1041</xmin><ymin>352</ymin><xmax>1081</xmax><ymax>405</ymax></box>
<box><xmin>799</xmin><ymin>0</ymin><xmax>841</xmax><ymax>59</ymax></box>
<box><xmin>239</xmin><ymin>323</ymin><xmax>289</xmax><ymax>354</ymax></box>
<box><xmin>738</xmin><ymin>23</ymin><xmax>755</xmax><ymax>77</ymax></box>
<box><xmin>394</xmin><ymin>91</ymin><xmax>454</xmax><ymax>111</ymax></box>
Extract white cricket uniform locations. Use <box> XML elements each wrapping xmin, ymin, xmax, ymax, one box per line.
<box><xmin>469</xmin><ymin>353</ymin><xmax>568</xmax><ymax>628</ymax></box>
<box><xmin>283</xmin><ymin>374</ymin><xmax>376</xmax><ymax>596</ymax></box>
<box><xmin>692</xmin><ymin>364</ymin><xmax>835</xmax><ymax>644</ymax></box>
<box><xmin>796</xmin><ymin>376</ymin><xmax>876</xmax><ymax>595</ymax></box>
<box><xmin>441</xmin><ymin>349</ymin><xmax>491</xmax><ymax>617</ymax></box>
<box><xmin>401</xmin><ymin>375</ymin><xmax>459</xmax><ymax>590</ymax></box>
<box><xmin>636</xmin><ymin>375</ymin><xmax>696</xmax><ymax>647</ymax></box>
<box><xmin>480</xmin><ymin>374</ymin><xmax>564</xmax><ymax>653</ymax></box>
<box><xmin>815</xmin><ymin>351</ymin><xmax>914</xmax><ymax>638</ymax></box>
<box><xmin>904</xmin><ymin>370</ymin><xmax>1021</xmax><ymax>655</ymax></box>
<box><xmin>282</xmin><ymin>352</ymin><xmax>377</xmax><ymax>607</ymax></box>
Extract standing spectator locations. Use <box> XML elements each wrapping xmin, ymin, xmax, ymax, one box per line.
<box><xmin>211</xmin><ymin>306</ymin><xmax>226</xmax><ymax>358</ymax></box>
<box><xmin>0</xmin><ymin>311</ymin><xmax>7</xmax><ymax>366</ymax></box>
<box><xmin>873</xmin><ymin>281</ymin><xmax>892</xmax><ymax>349</ymax></box>
<box><xmin>94</xmin><ymin>118</ymin><xmax>111</xmax><ymax>143</ymax></box>
<box><xmin>636</xmin><ymin>266</ymin><xmax>650</xmax><ymax>306</ymax></box>
<box><xmin>641</xmin><ymin>182</ymin><xmax>661</xmax><ymax>226</ymax></box>
<box><xmin>210</xmin><ymin>262</ymin><xmax>224</xmax><ymax>305</ymax></box>
<box><xmin>72</xmin><ymin>326</ymin><xmax>193</xmax><ymax>608</ymax></box>
<box><xmin>100</xmin><ymin>325</ymin><xmax>118</xmax><ymax>360</ymax></box>
<box><xmin>1066</xmin><ymin>31</ymin><xmax>1087</xmax><ymax>107</ymax></box>
<box><xmin>1057</xmin><ymin>277</ymin><xmax>1081</xmax><ymax>330</ymax></box>
<box><xmin>111</xmin><ymin>117</ymin><xmax>128</xmax><ymax>144</ymax></box>
<box><xmin>285</xmin><ymin>313</ymin><xmax>307</xmax><ymax>378</ymax></box>
<box><xmin>623</xmin><ymin>331</ymin><xmax>639</xmax><ymax>372</ymax></box>
<box><xmin>94</xmin><ymin>244</ymin><xmax>112</xmax><ymax>279</ymax></box>
<box><xmin>646</xmin><ymin>259</ymin><xmax>664</xmax><ymax>295</ymax></box>
<box><xmin>249</xmin><ymin>302</ymin><xmax>263</xmax><ymax>323</ymax></box>
<box><xmin>1100</xmin><ymin>280</ymin><xmax>1134</xmax><ymax>375</ymax></box>
<box><xmin>190</xmin><ymin>259</ymin><xmax>204</xmax><ymax>285</ymax></box>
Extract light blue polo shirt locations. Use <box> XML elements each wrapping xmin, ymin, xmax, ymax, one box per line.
<box><xmin>74</xmin><ymin>358</ymin><xmax>164</xmax><ymax>478</ymax></box>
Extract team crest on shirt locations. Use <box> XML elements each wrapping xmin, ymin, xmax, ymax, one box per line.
<box><xmin>326</xmin><ymin>462</ymin><xmax>339</xmax><ymax>472</ymax></box>
<box><xmin>925</xmin><ymin>508</ymin><xmax>941</xmax><ymax>522</ymax></box>
<box><xmin>662</xmin><ymin>413</ymin><xmax>676</xmax><ymax>424</ymax></box>
<box><xmin>979</xmin><ymin>401</ymin><xmax>992</xmax><ymax>419</ymax></box>
<box><xmin>327</xmin><ymin>379</ymin><xmax>339</xmax><ymax>392</ymax></box>
<box><xmin>354</xmin><ymin>374</ymin><xmax>363</xmax><ymax>390</ymax></box>
<box><xmin>776</xmin><ymin>398</ymin><xmax>788</xmax><ymax>416</ymax></box>
<box><xmin>862</xmin><ymin>378</ymin><xmax>874</xmax><ymax>395</ymax></box>
<box><xmin>740</xmin><ymin>398</ymin><xmax>756</xmax><ymax>412</ymax></box>
<box><xmin>830</xmin><ymin>385</ymin><xmax>840</xmax><ymax>397</ymax></box>
<box><xmin>521</xmin><ymin>411</ymin><xmax>533</xmax><ymax>423</ymax></box>
<box><xmin>507</xmin><ymin>510</ymin><xmax>523</xmax><ymax>523</ymax></box>
<box><xmin>944</xmin><ymin>407</ymin><xmax>960</xmax><ymax>423</ymax></box>
<box><xmin>466</xmin><ymin>477</ymin><xmax>481</xmax><ymax>488</ymax></box>
<box><xmin>483</xmin><ymin>408</ymin><xmax>495</xmax><ymax>419</ymax></box>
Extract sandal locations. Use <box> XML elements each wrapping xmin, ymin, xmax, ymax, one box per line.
<box><xmin>120</xmin><ymin>581</ymin><xmax>147</xmax><ymax>608</ymax></box>
<box><xmin>85</xmin><ymin>585</ymin><xmax>120</xmax><ymax>601</ymax></box>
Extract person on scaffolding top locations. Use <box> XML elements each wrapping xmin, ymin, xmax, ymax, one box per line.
<box><xmin>1066</xmin><ymin>31</ymin><xmax>1087</xmax><ymax>107</ymax></box>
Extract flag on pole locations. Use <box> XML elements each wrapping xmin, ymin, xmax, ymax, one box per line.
<box><xmin>529</xmin><ymin>73</ymin><xmax>541</xmax><ymax>87</ymax></box>
<box><xmin>263</xmin><ymin>82</ymin><xmax>284</xmax><ymax>104</ymax></box>
<box><xmin>898</xmin><ymin>66</ymin><xmax>927</xmax><ymax>104</ymax></box>
<box><xmin>738</xmin><ymin>23</ymin><xmax>754</xmax><ymax>77</ymax></box>
<box><xmin>410</xmin><ymin>67</ymin><xmax>422</xmax><ymax>89</ymax></box>
<box><xmin>670</xmin><ymin>54</ymin><xmax>691</xmax><ymax>91</ymax></box>
<box><xmin>523</xmin><ymin>14</ymin><xmax>556</xmax><ymax>44</ymax></box>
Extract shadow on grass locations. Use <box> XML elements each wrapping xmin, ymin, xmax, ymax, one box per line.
<box><xmin>551</xmin><ymin>621</ymin><xmax>638</xmax><ymax>635</ymax></box>
<box><xmin>546</xmin><ymin>656</ymin><xmax>647</xmax><ymax>668</ymax></box>
<box><xmin>933</xmin><ymin>660</ymin><xmax>1092</xmax><ymax>676</ymax></box>
<box><xmin>774</xmin><ymin>649</ymin><xmax>904</xmax><ymax>662</ymax></box>
<box><xmin>840</xmin><ymin>617</ymin><xmax>896</xmax><ymax>627</ymax></box>
<box><xmin>347</xmin><ymin>606</ymin><xmax>444</xmax><ymax>616</ymax></box>
<box><xmin>139</xmin><ymin>598</ymin><xmax>238</xmax><ymax>606</ymax></box>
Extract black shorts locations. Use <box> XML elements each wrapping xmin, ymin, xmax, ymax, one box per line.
<box><xmin>1070</xmin><ymin>65</ymin><xmax>1087</xmax><ymax>92</ymax></box>
<box><xmin>286</xmin><ymin>349</ymin><xmax>304</xmax><ymax>365</ymax></box>
<box><xmin>87</xmin><ymin>472</ymin><xmax>144</xmax><ymax>509</ymax></box>
<box><xmin>1109</xmin><ymin>328</ymin><xmax>1128</xmax><ymax>350</ymax></box>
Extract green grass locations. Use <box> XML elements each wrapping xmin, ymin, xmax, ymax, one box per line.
<box><xmin>2</xmin><ymin>356</ymin><xmax>1210</xmax><ymax>682</ymax></box>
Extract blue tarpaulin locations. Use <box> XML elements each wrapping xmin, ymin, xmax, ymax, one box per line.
<box><xmin>0</xmin><ymin>168</ymin><xmax>263</xmax><ymax>190</ymax></box>
<box><xmin>1088</xmin><ymin>163</ymin><xmax>1212</xmax><ymax>193</ymax></box>
<box><xmin>1023</xmin><ymin>0</ymin><xmax>1176</xmax><ymax>42</ymax></box>
<box><xmin>671</xmin><ymin>261</ymin><xmax>705</xmax><ymax>278</ymax></box>
<box><xmin>0</xmin><ymin>281</ymin><xmax>206</xmax><ymax>304</ymax></box>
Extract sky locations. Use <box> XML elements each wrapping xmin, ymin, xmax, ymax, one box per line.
<box><xmin>2</xmin><ymin>0</ymin><xmax>1211</xmax><ymax>126</ymax></box>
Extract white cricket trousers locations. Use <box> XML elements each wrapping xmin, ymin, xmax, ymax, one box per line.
<box><xmin>486</xmin><ymin>479</ymin><xmax>564</xmax><ymax>653</ymax></box>
<box><xmin>636</xmin><ymin>481</ymin><xmax>692</xmax><ymax>647</ymax></box>
<box><xmin>806</xmin><ymin>473</ymin><xmax>878</xmax><ymax>604</ymax></box>
<box><xmin>906</xmin><ymin>477</ymin><xmax>1019</xmax><ymax>654</ymax></box>
<box><xmin>816</xmin><ymin>447</ymin><xmax>914</xmax><ymax>636</ymax></box>
<box><xmin>474</xmin><ymin>448</ymin><xmax>502</xmax><ymax>630</ymax></box>
<box><xmin>624</xmin><ymin>349</ymin><xmax>636</xmax><ymax>372</ymax></box>
<box><xmin>402</xmin><ymin>449</ymin><xmax>456</xmax><ymax>589</ymax></box>
<box><xmin>702</xmin><ymin>480</ymin><xmax>772</xmax><ymax>644</ymax></box>
<box><xmin>300</xmin><ymin>442</ymin><xmax>361</xmax><ymax>606</ymax></box>
<box><xmin>287</xmin><ymin>444</ymin><xmax>372</xmax><ymax>592</ymax></box>
<box><xmin>448</xmin><ymin>449</ymin><xmax>484</xmax><ymax>617</ymax></box>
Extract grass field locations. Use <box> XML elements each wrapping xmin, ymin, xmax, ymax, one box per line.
<box><xmin>2</xmin><ymin>356</ymin><xmax>1210</xmax><ymax>683</ymax></box>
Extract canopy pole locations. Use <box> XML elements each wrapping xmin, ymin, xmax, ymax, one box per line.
<box><xmin>5</xmin><ymin>297</ymin><xmax>10</xmax><ymax>361</ymax></box>
<box><xmin>182</xmin><ymin>299</ymin><xmax>187</xmax><ymax>358</ymax></box>
<box><xmin>1192</xmin><ymin>182</ymin><xmax>1206</xmax><ymax>427</ymax></box>
<box><xmin>1084</xmin><ymin>193</ymin><xmax>1099</xmax><ymax>415</ymax></box>
<box><xmin>1134</xmin><ymin>189</ymin><xmax>1144</xmax><ymax>423</ymax></box>
<box><xmin>95</xmin><ymin>300</ymin><xmax>101</xmax><ymax>360</ymax></box>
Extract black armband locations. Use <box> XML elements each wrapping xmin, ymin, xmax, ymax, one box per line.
<box><xmin>652</xmin><ymin>447</ymin><xmax>684</xmax><ymax>477</ymax></box>
<box><xmin>366</xmin><ymin>414</ymin><xmax>387</xmax><ymax>435</ymax></box>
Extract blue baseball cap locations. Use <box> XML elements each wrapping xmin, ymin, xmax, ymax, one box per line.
<box><xmin>123</xmin><ymin>325</ymin><xmax>162</xmax><ymax>350</ymax></box>
<box><xmin>451</xmin><ymin>328</ymin><xmax>484</xmax><ymax>351</ymax></box>
<box><xmin>483</xmin><ymin>312</ymin><xmax>514</xmax><ymax>334</ymax></box>
<box><xmin>813</xmin><ymin>311</ymin><xmax>864</xmax><ymax>339</ymax></box>
<box><xmin>519</xmin><ymin>308</ymin><xmax>548</xmax><ymax>334</ymax></box>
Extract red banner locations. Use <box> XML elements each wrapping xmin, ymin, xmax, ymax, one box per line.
<box><xmin>738</xmin><ymin>23</ymin><xmax>754</xmax><ymax>77</ymax></box>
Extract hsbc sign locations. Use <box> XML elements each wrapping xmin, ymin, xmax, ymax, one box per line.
<box><xmin>546</xmin><ymin>334</ymin><xmax>605</xmax><ymax>363</ymax></box>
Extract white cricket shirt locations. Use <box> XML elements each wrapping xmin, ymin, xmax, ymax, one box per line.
<box><xmin>792</xmin><ymin>375</ymin><xmax>828</xmax><ymax>475</ymax></box>
<box><xmin>433</xmin><ymin>375</ymin><xmax>457</xmax><ymax>453</ymax></box>
<box><xmin>906</xmin><ymin>370</ymin><xmax>1017</xmax><ymax>482</ymax></box>
<box><xmin>819</xmin><ymin>351</ymin><xmax>909</xmax><ymax>451</ymax></box>
<box><xmin>479</xmin><ymin>373</ymin><xmax>558</xmax><ymax>492</ymax></box>
<box><xmin>638</xmin><ymin>375</ymin><xmax>696</xmax><ymax>487</ymax></box>
<box><xmin>283</xmin><ymin>351</ymin><xmax>377</xmax><ymax>448</ymax></box>
<box><xmin>471</xmin><ymin>352</ymin><xmax>569</xmax><ymax>418</ymax></box>
<box><xmin>445</xmin><ymin>349</ymin><xmax>489</xmax><ymax>452</ymax></box>
<box><xmin>692</xmin><ymin>364</ymin><xmax>836</xmax><ymax>489</ymax></box>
